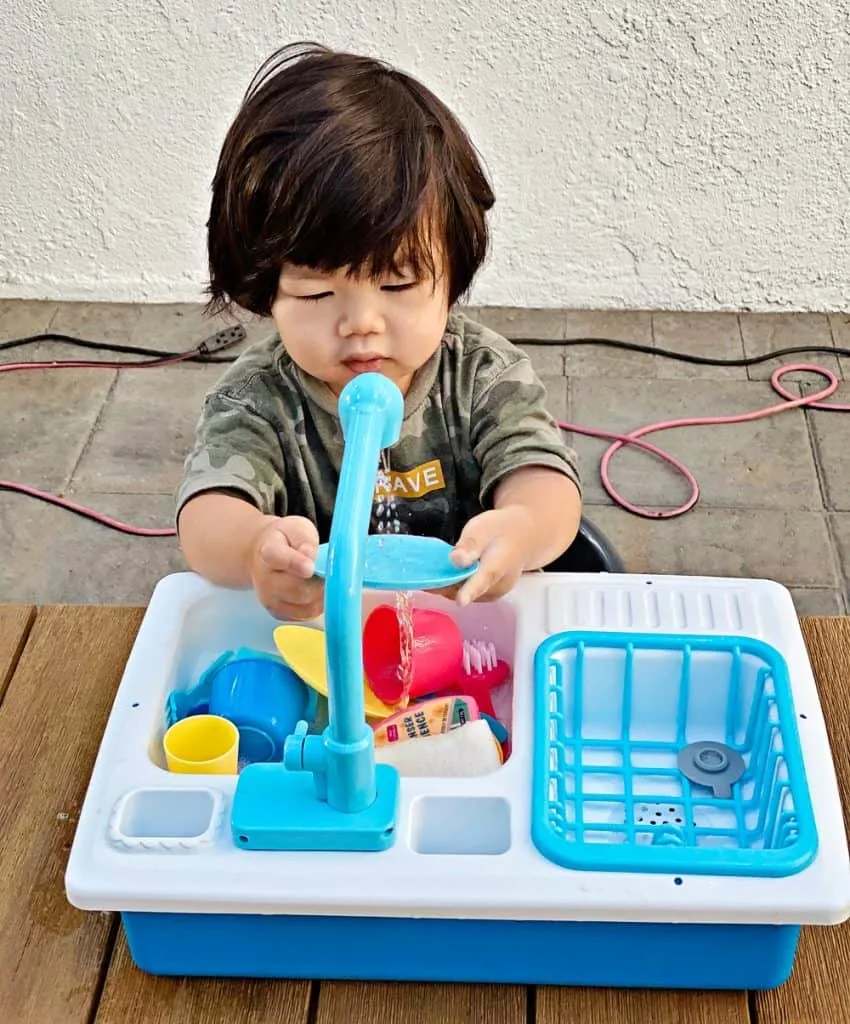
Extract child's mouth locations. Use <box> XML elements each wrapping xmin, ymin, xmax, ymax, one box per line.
<box><xmin>343</xmin><ymin>355</ymin><xmax>384</xmax><ymax>373</ymax></box>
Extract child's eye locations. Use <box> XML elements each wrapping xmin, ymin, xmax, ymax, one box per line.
<box><xmin>381</xmin><ymin>282</ymin><xmax>418</xmax><ymax>292</ymax></box>
<box><xmin>298</xmin><ymin>292</ymin><xmax>333</xmax><ymax>302</ymax></box>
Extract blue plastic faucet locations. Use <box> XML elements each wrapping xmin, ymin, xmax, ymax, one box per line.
<box><xmin>322</xmin><ymin>373</ymin><xmax>404</xmax><ymax>812</ymax></box>
<box><xmin>230</xmin><ymin>373</ymin><xmax>404</xmax><ymax>850</ymax></box>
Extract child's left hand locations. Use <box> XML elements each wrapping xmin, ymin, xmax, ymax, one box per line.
<box><xmin>448</xmin><ymin>506</ymin><xmax>535</xmax><ymax>606</ymax></box>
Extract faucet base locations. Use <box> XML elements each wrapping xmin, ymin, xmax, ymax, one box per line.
<box><xmin>231</xmin><ymin>762</ymin><xmax>400</xmax><ymax>852</ymax></box>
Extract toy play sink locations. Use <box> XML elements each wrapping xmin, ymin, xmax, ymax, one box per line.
<box><xmin>65</xmin><ymin>570</ymin><xmax>850</xmax><ymax>990</ymax></box>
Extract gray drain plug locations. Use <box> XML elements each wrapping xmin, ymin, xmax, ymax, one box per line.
<box><xmin>677</xmin><ymin>741</ymin><xmax>745</xmax><ymax>799</ymax></box>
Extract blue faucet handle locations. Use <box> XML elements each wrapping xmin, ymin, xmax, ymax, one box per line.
<box><xmin>338</xmin><ymin>373</ymin><xmax>404</xmax><ymax>449</ymax></box>
<box><xmin>283</xmin><ymin>720</ymin><xmax>310</xmax><ymax>770</ymax></box>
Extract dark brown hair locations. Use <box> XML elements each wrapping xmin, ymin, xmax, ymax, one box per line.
<box><xmin>206</xmin><ymin>42</ymin><xmax>494</xmax><ymax>316</ymax></box>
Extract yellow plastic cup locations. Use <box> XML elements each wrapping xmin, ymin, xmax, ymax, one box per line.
<box><xmin>163</xmin><ymin>714</ymin><xmax>239</xmax><ymax>774</ymax></box>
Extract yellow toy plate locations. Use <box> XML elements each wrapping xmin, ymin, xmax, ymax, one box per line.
<box><xmin>273</xmin><ymin>624</ymin><xmax>395</xmax><ymax>721</ymax></box>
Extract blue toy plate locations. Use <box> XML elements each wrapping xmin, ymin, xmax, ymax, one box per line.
<box><xmin>313</xmin><ymin>534</ymin><xmax>478</xmax><ymax>591</ymax></box>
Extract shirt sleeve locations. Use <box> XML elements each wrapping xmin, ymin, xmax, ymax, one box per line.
<box><xmin>470</xmin><ymin>355</ymin><xmax>581</xmax><ymax>507</ymax></box>
<box><xmin>174</xmin><ymin>391</ymin><xmax>287</xmax><ymax>520</ymax></box>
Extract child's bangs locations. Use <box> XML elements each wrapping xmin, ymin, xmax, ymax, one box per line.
<box><xmin>289</xmin><ymin>207</ymin><xmax>439</xmax><ymax>284</ymax></box>
<box><xmin>272</xmin><ymin>133</ymin><xmax>445</xmax><ymax>285</ymax></box>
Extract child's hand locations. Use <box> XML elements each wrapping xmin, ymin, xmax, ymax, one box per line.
<box><xmin>449</xmin><ymin>507</ymin><xmax>534</xmax><ymax>606</ymax></box>
<box><xmin>248</xmin><ymin>515</ymin><xmax>324</xmax><ymax>621</ymax></box>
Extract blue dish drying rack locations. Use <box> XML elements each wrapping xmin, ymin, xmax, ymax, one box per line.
<box><xmin>532</xmin><ymin>631</ymin><xmax>818</xmax><ymax>877</ymax></box>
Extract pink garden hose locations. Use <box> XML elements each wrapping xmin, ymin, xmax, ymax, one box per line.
<box><xmin>1</xmin><ymin>356</ymin><xmax>848</xmax><ymax>532</ymax></box>
<box><xmin>556</xmin><ymin>364</ymin><xmax>848</xmax><ymax>519</ymax></box>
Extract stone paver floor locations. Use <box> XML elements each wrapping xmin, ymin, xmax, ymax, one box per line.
<box><xmin>1</xmin><ymin>300</ymin><xmax>847</xmax><ymax>614</ymax></box>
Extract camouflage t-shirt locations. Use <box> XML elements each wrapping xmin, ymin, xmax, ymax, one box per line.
<box><xmin>175</xmin><ymin>310</ymin><xmax>580</xmax><ymax>544</ymax></box>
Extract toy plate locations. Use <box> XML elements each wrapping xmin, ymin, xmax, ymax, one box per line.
<box><xmin>314</xmin><ymin>534</ymin><xmax>478</xmax><ymax>591</ymax></box>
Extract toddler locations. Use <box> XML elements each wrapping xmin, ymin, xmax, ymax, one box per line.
<box><xmin>177</xmin><ymin>42</ymin><xmax>582</xmax><ymax>621</ymax></box>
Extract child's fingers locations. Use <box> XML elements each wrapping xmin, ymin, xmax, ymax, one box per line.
<box><xmin>277</xmin><ymin>516</ymin><xmax>320</xmax><ymax>559</ymax></box>
<box><xmin>258</xmin><ymin>530</ymin><xmax>314</xmax><ymax>578</ymax></box>
<box><xmin>456</xmin><ymin>541</ymin><xmax>509</xmax><ymax>606</ymax></box>
<box><xmin>260</xmin><ymin>517</ymin><xmax>319</xmax><ymax>577</ymax></box>
<box><xmin>451</xmin><ymin>537</ymin><xmax>483</xmax><ymax>568</ymax></box>
<box><xmin>450</xmin><ymin>515</ymin><xmax>496</xmax><ymax>568</ymax></box>
<box><xmin>456</xmin><ymin>566</ymin><xmax>499</xmax><ymax>606</ymax></box>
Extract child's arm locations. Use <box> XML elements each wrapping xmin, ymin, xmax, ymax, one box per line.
<box><xmin>450</xmin><ymin>466</ymin><xmax>581</xmax><ymax>605</ymax></box>
<box><xmin>178</xmin><ymin>493</ymin><xmax>273</xmax><ymax>587</ymax></box>
<box><xmin>494</xmin><ymin>465</ymin><xmax>581</xmax><ymax>566</ymax></box>
<box><xmin>446</xmin><ymin>333</ymin><xmax>584</xmax><ymax>604</ymax></box>
<box><xmin>178</xmin><ymin>493</ymin><xmax>324</xmax><ymax>621</ymax></box>
<box><xmin>175</xmin><ymin>359</ymin><xmax>327</xmax><ymax>621</ymax></box>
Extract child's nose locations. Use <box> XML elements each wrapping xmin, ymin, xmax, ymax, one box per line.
<box><xmin>339</xmin><ymin>297</ymin><xmax>384</xmax><ymax>337</ymax></box>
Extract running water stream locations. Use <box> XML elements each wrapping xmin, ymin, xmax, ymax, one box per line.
<box><xmin>374</xmin><ymin>450</ymin><xmax>415</xmax><ymax>705</ymax></box>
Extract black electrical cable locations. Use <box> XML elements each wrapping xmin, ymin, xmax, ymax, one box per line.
<box><xmin>1</xmin><ymin>328</ymin><xmax>847</xmax><ymax>533</ymax></box>
<box><xmin>3</xmin><ymin>330</ymin><xmax>849</xmax><ymax>367</ymax></box>
<box><xmin>0</xmin><ymin>332</ymin><xmax>240</xmax><ymax>363</ymax></box>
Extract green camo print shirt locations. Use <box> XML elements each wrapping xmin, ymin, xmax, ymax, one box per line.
<box><xmin>175</xmin><ymin>310</ymin><xmax>580</xmax><ymax>544</ymax></box>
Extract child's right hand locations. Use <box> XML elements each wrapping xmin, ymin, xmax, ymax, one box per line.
<box><xmin>248</xmin><ymin>515</ymin><xmax>324</xmax><ymax>621</ymax></box>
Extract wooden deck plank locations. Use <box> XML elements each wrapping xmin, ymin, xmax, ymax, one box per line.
<box><xmin>537</xmin><ymin>988</ymin><xmax>748</xmax><ymax>1024</ymax></box>
<box><xmin>316</xmin><ymin>982</ymin><xmax>526</xmax><ymax>1024</ymax></box>
<box><xmin>0</xmin><ymin>604</ymin><xmax>35</xmax><ymax>704</ymax></box>
<box><xmin>94</xmin><ymin>933</ymin><xmax>311</xmax><ymax>1024</ymax></box>
<box><xmin>0</xmin><ymin>605</ymin><xmax>144</xmax><ymax>1024</ymax></box>
<box><xmin>4</xmin><ymin>607</ymin><xmax>845</xmax><ymax>1022</ymax></box>
<box><xmin>754</xmin><ymin>616</ymin><xmax>850</xmax><ymax>1023</ymax></box>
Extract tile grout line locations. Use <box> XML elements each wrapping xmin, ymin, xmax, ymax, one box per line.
<box><xmin>827</xmin><ymin>313</ymin><xmax>848</xmax><ymax>383</ymax></box>
<box><xmin>124</xmin><ymin>305</ymin><xmax>147</xmax><ymax>350</ymax></box>
<box><xmin>649</xmin><ymin>310</ymin><xmax>661</xmax><ymax>379</ymax></box>
<box><xmin>799</xmin><ymin>382</ymin><xmax>846</xmax><ymax>596</ymax></box>
<box><xmin>798</xmin><ymin>383</ymin><xmax>831</xmax><ymax>509</ymax></box>
<box><xmin>735</xmin><ymin>312</ymin><xmax>746</xmax><ymax>362</ymax></box>
<box><xmin>45</xmin><ymin>303</ymin><xmax>62</xmax><ymax>333</ymax></box>
<box><xmin>740</xmin><ymin>312</ymin><xmax>759</xmax><ymax>383</ymax></box>
<box><xmin>559</xmin><ymin>308</ymin><xmax>574</xmax><ymax>380</ymax></box>
<box><xmin>563</xmin><ymin>373</ymin><xmax>573</xmax><ymax>440</ymax></box>
<box><xmin>560</xmin><ymin>322</ymin><xmax>567</xmax><ymax>375</ymax></box>
<box><xmin>63</xmin><ymin>370</ymin><xmax>120</xmax><ymax>494</ymax></box>
<box><xmin>39</xmin><ymin>301</ymin><xmax>139</xmax><ymax>495</ymax></box>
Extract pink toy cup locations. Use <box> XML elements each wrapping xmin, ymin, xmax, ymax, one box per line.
<box><xmin>363</xmin><ymin>604</ymin><xmax>464</xmax><ymax>706</ymax></box>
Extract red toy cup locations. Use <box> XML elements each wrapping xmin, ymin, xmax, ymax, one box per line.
<box><xmin>363</xmin><ymin>604</ymin><xmax>464</xmax><ymax>706</ymax></box>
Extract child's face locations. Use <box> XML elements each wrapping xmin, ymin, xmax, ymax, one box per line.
<box><xmin>271</xmin><ymin>258</ymin><xmax>450</xmax><ymax>397</ymax></box>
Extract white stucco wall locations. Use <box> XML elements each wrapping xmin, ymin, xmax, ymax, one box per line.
<box><xmin>1</xmin><ymin>1</ymin><xmax>847</xmax><ymax>310</ymax></box>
